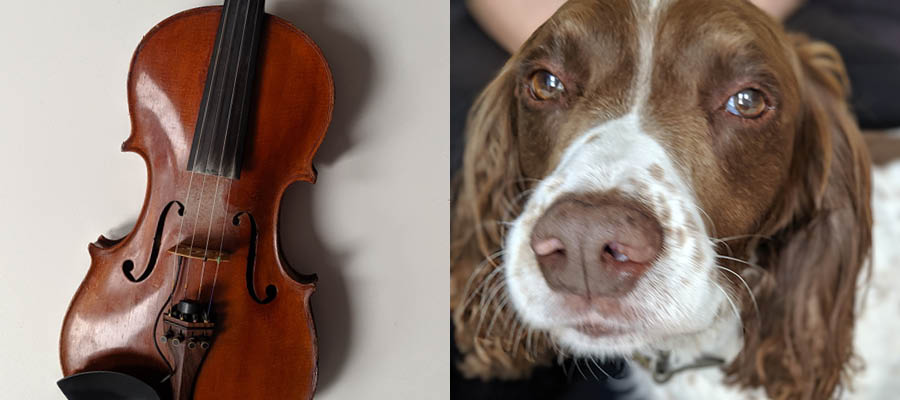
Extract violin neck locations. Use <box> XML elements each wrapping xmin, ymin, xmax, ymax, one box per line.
<box><xmin>187</xmin><ymin>0</ymin><xmax>266</xmax><ymax>180</ymax></box>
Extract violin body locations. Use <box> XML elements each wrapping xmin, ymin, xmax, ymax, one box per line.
<box><xmin>60</xmin><ymin>6</ymin><xmax>332</xmax><ymax>399</ymax></box>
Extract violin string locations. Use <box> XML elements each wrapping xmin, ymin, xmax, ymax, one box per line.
<box><xmin>150</xmin><ymin>1</ymin><xmax>236</xmax><ymax>375</ymax></box>
<box><xmin>183</xmin><ymin>174</ymin><xmax>209</xmax><ymax>300</ymax></box>
<box><xmin>154</xmin><ymin>0</ymin><xmax>232</xmax><ymax>365</ymax></box>
<box><xmin>207</xmin><ymin>179</ymin><xmax>234</xmax><ymax>317</ymax></box>
<box><xmin>198</xmin><ymin>0</ymin><xmax>254</xmax><ymax>302</ymax></box>
<box><xmin>172</xmin><ymin>0</ymin><xmax>234</xmax><ymax>298</ymax></box>
<box><xmin>183</xmin><ymin>0</ymin><xmax>246</xmax><ymax>301</ymax></box>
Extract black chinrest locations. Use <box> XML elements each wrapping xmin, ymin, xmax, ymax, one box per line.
<box><xmin>57</xmin><ymin>371</ymin><xmax>160</xmax><ymax>400</ymax></box>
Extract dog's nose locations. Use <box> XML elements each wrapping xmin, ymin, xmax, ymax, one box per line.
<box><xmin>530</xmin><ymin>194</ymin><xmax>663</xmax><ymax>298</ymax></box>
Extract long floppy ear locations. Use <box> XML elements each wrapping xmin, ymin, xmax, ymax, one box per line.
<box><xmin>727</xmin><ymin>35</ymin><xmax>872</xmax><ymax>400</ymax></box>
<box><xmin>451</xmin><ymin>66</ymin><xmax>553</xmax><ymax>379</ymax></box>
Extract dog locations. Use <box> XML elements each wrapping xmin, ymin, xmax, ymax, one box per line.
<box><xmin>451</xmin><ymin>0</ymin><xmax>900</xmax><ymax>398</ymax></box>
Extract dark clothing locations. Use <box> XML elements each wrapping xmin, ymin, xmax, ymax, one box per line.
<box><xmin>787</xmin><ymin>1</ymin><xmax>900</xmax><ymax>129</ymax></box>
<box><xmin>450</xmin><ymin>0</ymin><xmax>508</xmax><ymax>178</ymax></box>
<box><xmin>451</xmin><ymin>322</ymin><xmax>627</xmax><ymax>400</ymax></box>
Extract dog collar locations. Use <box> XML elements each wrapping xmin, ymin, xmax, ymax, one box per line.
<box><xmin>632</xmin><ymin>351</ymin><xmax>725</xmax><ymax>383</ymax></box>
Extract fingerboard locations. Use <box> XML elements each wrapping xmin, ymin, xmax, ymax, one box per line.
<box><xmin>187</xmin><ymin>0</ymin><xmax>266</xmax><ymax>179</ymax></box>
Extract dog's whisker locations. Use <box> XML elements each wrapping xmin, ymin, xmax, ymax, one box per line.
<box><xmin>478</xmin><ymin>272</ymin><xmax>507</xmax><ymax>314</ymax></box>
<box><xmin>713</xmin><ymin>280</ymin><xmax>744</xmax><ymax>333</ymax></box>
<box><xmin>581</xmin><ymin>358</ymin><xmax>601</xmax><ymax>381</ymax></box>
<box><xmin>713</xmin><ymin>233</ymin><xmax>772</xmax><ymax>243</ymax></box>
<box><xmin>505</xmin><ymin>318</ymin><xmax>517</xmax><ymax>354</ymax></box>
<box><xmin>513</xmin><ymin>188</ymin><xmax>536</xmax><ymax>204</ymax></box>
<box><xmin>501</xmin><ymin>298</ymin><xmax>518</xmax><ymax>328</ymax></box>
<box><xmin>589</xmin><ymin>357</ymin><xmax>612</xmax><ymax>379</ymax></box>
<box><xmin>484</xmin><ymin>293</ymin><xmax>510</xmax><ymax>338</ymax></box>
<box><xmin>459</xmin><ymin>248</ymin><xmax>503</xmax><ymax>290</ymax></box>
<box><xmin>475</xmin><ymin>279</ymin><xmax>506</xmax><ymax>336</ymax></box>
<box><xmin>564</xmin><ymin>359</ymin><xmax>575</xmax><ymax>378</ymax></box>
<box><xmin>459</xmin><ymin>262</ymin><xmax>504</xmax><ymax>313</ymax></box>
<box><xmin>525</xmin><ymin>328</ymin><xmax>535</xmax><ymax>357</ymax></box>
<box><xmin>511</xmin><ymin>321</ymin><xmax>527</xmax><ymax>357</ymax></box>
<box><xmin>692</xmin><ymin>203</ymin><xmax>718</xmax><ymax>240</ymax></box>
<box><xmin>710</xmin><ymin>237</ymin><xmax>734</xmax><ymax>257</ymax></box>
<box><xmin>573</xmin><ymin>358</ymin><xmax>588</xmax><ymax>381</ymax></box>
<box><xmin>715</xmin><ymin>254</ymin><xmax>764</xmax><ymax>271</ymax></box>
<box><xmin>714</xmin><ymin>264</ymin><xmax>760</xmax><ymax>320</ymax></box>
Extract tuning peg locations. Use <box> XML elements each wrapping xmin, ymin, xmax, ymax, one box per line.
<box><xmin>159</xmin><ymin>331</ymin><xmax>175</xmax><ymax>343</ymax></box>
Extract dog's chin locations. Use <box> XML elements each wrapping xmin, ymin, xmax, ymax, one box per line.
<box><xmin>553</xmin><ymin>325</ymin><xmax>649</xmax><ymax>357</ymax></box>
<box><xmin>551</xmin><ymin>318</ymin><xmax>722</xmax><ymax>358</ymax></box>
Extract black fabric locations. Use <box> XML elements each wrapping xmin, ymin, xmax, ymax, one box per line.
<box><xmin>812</xmin><ymin>0</ymin><xmax>900</xmax><ymax>54</ymax></box>
<box><xmin>450</xmin><ymin>0</ymin><xmax>507</xmax><ymax>178</ymax></box>
<box><xmin>451</xmin><ymin>321</ymin><xmax>628</xmax><ymax>400</ymax></box>
<box><xmin>787</xmin><ymin>2</ymin><xmax>900</xmax><ymax>129</ymax></box>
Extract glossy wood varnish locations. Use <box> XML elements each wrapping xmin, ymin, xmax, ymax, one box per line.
<box><xmin>60</xmin><ymin>6</ymin><xmax>333</xmax><ymax>399</ymax></box>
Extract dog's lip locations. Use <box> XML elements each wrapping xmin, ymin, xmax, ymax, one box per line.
<box><xmin>572</xmin><ymin>322</ymin><xmax>630</xmax><ymax>337</ymax></box>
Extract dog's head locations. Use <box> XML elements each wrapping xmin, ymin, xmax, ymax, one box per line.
<box><xmin>451</xmin><ymin>0</ymin><xmax>871</xmax><ymax>397</ymax></box>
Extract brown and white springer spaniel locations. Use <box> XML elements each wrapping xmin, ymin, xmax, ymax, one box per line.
<box><xmin>449</xmin><ymin>0</ymin><xmax>898</xmax><ymax>398</ymax></box>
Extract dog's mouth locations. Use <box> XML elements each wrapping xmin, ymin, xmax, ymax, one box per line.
<box><xmin>573</xmin><ymin>322</ymin><xmax>630</xmax><ymax>337</ymax></box>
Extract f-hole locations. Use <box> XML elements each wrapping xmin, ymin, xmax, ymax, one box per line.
<box><xmin>233</xmin><ymin>211</ymin><xmax>277</xmax><ymax>304</ymax></box>
<box><xmin>123</xmin><ymin>200</ymin><xmax>185</xmax><ymax>282</ymax></box>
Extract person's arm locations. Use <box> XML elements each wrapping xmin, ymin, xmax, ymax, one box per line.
<box><xmin>467</xmin><ymin>0</ymin><xmax>806</xmax><ymax>53</ymax></box>
<box><xmin>751</xmin><ymin>0</ymin><xmax>806</xmax><ymax>21</ymax></box>
<box><xmin>466</xmin><ymin>0</ymin><xmax>566</xmax><ymax>53</ymax></box>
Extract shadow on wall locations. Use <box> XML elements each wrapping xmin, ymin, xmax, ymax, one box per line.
<box><xmin>270</xmin><ymin>0</ymin><xmax>374</xmax><ymax>394</ymax></box>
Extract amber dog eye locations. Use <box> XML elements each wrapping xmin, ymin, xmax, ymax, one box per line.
<box><xmin>725</xmin><ymin>88</ymin><xmax>768</xmax><ymax>118</ymax></box>
<box><xmin>529</xmin><ymin>70</ymin><xmax>565</xmax><ymax>100</ymax></box>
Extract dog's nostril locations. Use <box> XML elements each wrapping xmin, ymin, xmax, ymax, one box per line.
<box><xmin>533</xmin><ymin>237</ymin><xmax>565</xmax><ymax>257</ymax></box>
<box><xmin>604</xmin><ymin>242</ymin><xmax>629</xmax><ymax>263</ymax></box>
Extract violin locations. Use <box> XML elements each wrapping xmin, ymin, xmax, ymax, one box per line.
<box><xmin>58</xmin><ymin>1</ymin><xmax>332</xmax><ymax>399</ymax></box>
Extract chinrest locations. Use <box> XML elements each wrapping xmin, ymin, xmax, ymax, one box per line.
<box><xmin>58</xmin><ymin>371</ymin><xmax>160</xmax><ymax>400</ymax></box>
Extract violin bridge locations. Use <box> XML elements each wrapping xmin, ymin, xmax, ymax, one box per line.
<box><xmin>167</xmin><ymin>244</ymin><xmax>231</xmax><ymax>263</ymax></box>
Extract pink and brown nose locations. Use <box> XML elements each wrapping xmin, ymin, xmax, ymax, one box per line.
<box><xmin>530</xmin><ymin>193</ymin><xmax>663</xmax><ymax>298</ymax></box>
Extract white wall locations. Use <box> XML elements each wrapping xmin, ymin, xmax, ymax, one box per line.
<box><xmin>0</xmin><ymin>1</ymin><xmax>448</xmax><ymax>399</ymax></box>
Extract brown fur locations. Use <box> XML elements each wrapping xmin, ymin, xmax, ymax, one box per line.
<box><xmin>451</xmin><ymin>0</ymin><xmax>871</xmax><ymax>398</ymax></box>
<box><xmin>722</xmin><ymin>34</ymin><xmax>872</xmax><ymax>400</ymax></box>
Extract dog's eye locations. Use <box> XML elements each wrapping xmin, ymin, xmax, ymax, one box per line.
<box><xmin>725</xmin><ymin>88</ymin><xmax>768</xmax><ymax>118</ymax></box>
<box><xmin>529</xmin><ymin>70</ymin><xmax>565</xmax><ymax>100</ymax></box>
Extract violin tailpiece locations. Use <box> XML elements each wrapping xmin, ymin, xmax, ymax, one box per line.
<box><xmin>160</xmin><ymin>300</ymin><xmax>216</xmax><ymax>400</ymax></box>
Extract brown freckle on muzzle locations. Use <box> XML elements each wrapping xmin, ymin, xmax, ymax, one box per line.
<box><xmin>649</xmin><ymin>164</ymin><xmax>665</xmax><ymax>181</ymax></box>
<box><xmin>658</xmin><ymin>202</ymin><xmax>671</xmax><ymax>225</ymax></box>
<box><xmin>692</xmin><ymin>246</ymin><xmax>705</xmax><ymax>269</ymax></box>
<box><xmin>674</xmin><ymin>228</ymin><xmax>687</xmax><ymax>246</ymax></box>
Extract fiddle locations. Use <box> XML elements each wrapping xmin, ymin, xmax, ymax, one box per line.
<box><xmin>58</xmin><ymin>1</ymin><xmax>332</xmax><ymax>399</ymax></box>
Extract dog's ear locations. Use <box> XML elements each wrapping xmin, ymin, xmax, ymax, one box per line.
<box><xmin>452</xmin><ymin>66</ymin><xmax>521</xmax><ymax>267</ymax></box>
<box><xmin>451</xmin><ymin>66</ymin><xmax>551</xmax><ymax>379</ymax></box>
<box><xmin>728</xmin><ymin>35</ymin><xmax>872</xmax><ymax>399</ymax></box>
